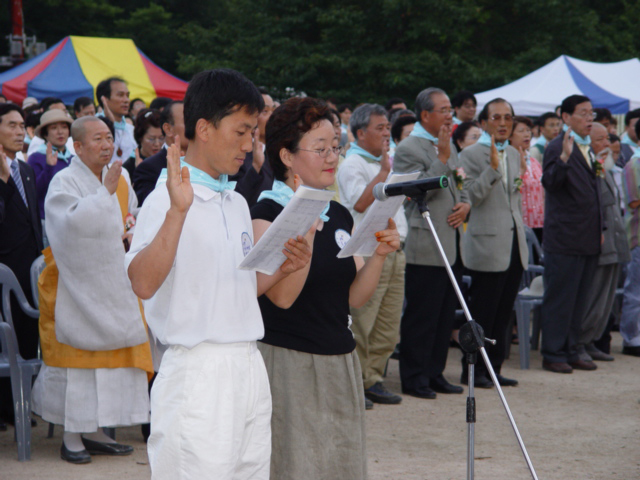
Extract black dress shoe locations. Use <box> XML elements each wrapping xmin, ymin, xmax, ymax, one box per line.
<box><xmin>496</xmin><ymin>374</ymin><xmax>518</xmax><ymax>387</ymax></box>
<box><xmin>0</xmin><ymin>420</ymin><xmax>6</xmax><ymax>432</ymax></box>
<box><xmin>402</xmin><ymin>385</ymin><xmax>437</xmax><ymax>399</ymax></box>
<box><xmin>60</xmin><ymin>443</ymin><xmax>91</xmax><ymax>464</ymax></box>
<box><xmin>81</xmin><ymin>437</ymin><xmax>134</xmax><ymax>456</ymax></box>
<box><xmin>622</xmin><ymin>345</ymin><xmax>640</xmax><ymax>357</ymax></box>
<box><xmin>460</xmin><ymin>373</ymin><xmax>493</xmax><ymax>389</ymax></box>
<box><xmin>430</xmin><ymin>375</ymin><xmax>464</xmax><ymax>394</ymax></box>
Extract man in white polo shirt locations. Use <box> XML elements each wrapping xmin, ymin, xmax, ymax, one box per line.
<box><xmin>126</xmin><ymin>69</ymin><xmax>311</xmax><ymax>480</ymax></box>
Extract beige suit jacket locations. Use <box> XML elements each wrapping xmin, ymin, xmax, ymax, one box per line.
<box><xmin>459</xmin><ymin>142</ymin><xmax>528</xmax><ymax>272</ymax></box>
<box><xmin>393</xmin><ymin>135</ymin><xmax>468</xmax><ymax>266</ymax></box>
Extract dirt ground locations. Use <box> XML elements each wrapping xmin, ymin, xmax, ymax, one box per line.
<box><xmin>1</xmin><ymin>332</ymin><xmax>639</xmax><ymax>480</ymax></box>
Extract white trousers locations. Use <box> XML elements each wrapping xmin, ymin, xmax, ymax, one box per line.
<box><xmin>148</xmin><ymin>341</ymin><xmax>272</xmax><ymax>480</ymax></box>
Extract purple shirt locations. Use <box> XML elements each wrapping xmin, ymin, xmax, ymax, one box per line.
<box><xmin>27</xmin><ymin>151</ymin><xmax>74</xmax><ymax>219</ymax></box>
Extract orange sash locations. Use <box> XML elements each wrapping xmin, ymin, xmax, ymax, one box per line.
<box><xmin>38</xmin><ymin>176</ymin><xmax>153</xmax><ymax>378</ymax></box>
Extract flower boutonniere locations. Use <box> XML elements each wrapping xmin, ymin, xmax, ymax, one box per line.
<box><xmin>453</xmin><ymin>167</ymin><xmax>466</xmax><ymax>190</ymax></box>
<box><xmin>514</xmin><ymin>176</ymin><xmax>524</xmax><ymax>193</ymax></box>
<box><xmin>592</xmin><ymin>156</ymin><xmax>606</xmax><ymax>178</ymax></box>
<box><xmin>125</xmin><ymin>213</ymin><xmax>136</xmax><ymax>232</ymax></box>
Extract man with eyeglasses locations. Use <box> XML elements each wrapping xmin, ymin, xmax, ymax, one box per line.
<box><xmin>393</xmin><ymin>87</ymin><xmax>469</xmax><ymax>399</ymax></box>
<box><xmin>540</xmin><ymin>94</ymin><xmax>603</xmax><ymax>374</ymax></box>
<box><xmin>337</xmin><ymin>103</ymin><xmax>408</xmax><ymax>407</ymax></box>
<box><xmin>459</xmin><ymin>97</ymin><xmax>529</xmax><ymax>388</ymax></box>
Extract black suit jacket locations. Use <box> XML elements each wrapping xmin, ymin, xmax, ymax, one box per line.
<box><xmin>0</xmin><ymin>160</ymin><xmax>43</xmax><ymax>291</ymax></box>
<box><xmin>541</xmin><ymin>132</ymin><xmax>602</xmax><ymax>256</ymax></box>
<box><xmin>133</xmin><ymin>148</ymin><xmax>274</xmax><ymax>207</ymax></box>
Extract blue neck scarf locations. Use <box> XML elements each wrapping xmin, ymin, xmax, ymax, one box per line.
<box><xmin>157</xmin><ymin>159</ymin><xmax>237</xmax><ymax>192</ymax></box>
<box><xmin>346</xmin><ymin>142</ymin><xmax>382</xmax><ymax>162</ymax></box>
<box><xmin>569</xmin><ymin>130</ymin><xmax>591</xmax><ymax>146</ymax></box>
<box><xmin>409</xmin><ymin>122</ymin><xmax>439</xmax><ymax>145</ymax></box>
<box><xmin>621</xmin><ymin>132</ymin><xmax>639</xmax><ymax>150</ymax></box>
<box><xmin>534</xmin><ymin>135</ymin><xmax>547</xmax><ymax>147</ymax></box>
<box><xmin>37</xmin><ymin>143</ymin><xmax>74</xmax><ymax>163</ymax></box>
<box><xmin>96</xmin><ymin>112</ymin><xmax>127</xmax><ymax>131</ymax></box>
<box><xmin>478</xmin><ymin>131</ymin><xmax>509</xmax><ymax>152</ymax></box>
<box><xmin>258</xmin><ymin>180</ymin><xmax>330</xmax><ymax>222</ymax></box>
<box><xmin>453</xmin><ymin>117</ymin><xmax>462</xmax><ymax>126</ymax></box>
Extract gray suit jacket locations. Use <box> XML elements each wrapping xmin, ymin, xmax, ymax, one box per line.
<box><xmin>393</xmin><ymin>135</ymin><xmax>468</xmax><ymax>266</ymax></box>
<box><xmin>599</xmin><ymin>170</ymin><xmax>630</xmax><ymax>265</ymax></box>
<box><xmin>459</xmin><ymin>142</ymin><xmax>528</xmax><ymax>272</ymax></box>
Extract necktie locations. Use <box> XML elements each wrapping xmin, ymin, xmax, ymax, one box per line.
<box><xmin>10</xmin><ymin>160</ymin><xmax>28</xmax><ymax>207</ymax></box>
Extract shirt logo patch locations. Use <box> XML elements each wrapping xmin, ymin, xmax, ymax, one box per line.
<box><xmin>241</xmin><ymin>232</ymin><xmax>252</xmax><ymax>256</ymax></box>
<box><xmin>335</xmin><ymin>229</ymin><xmax>351</xmax><ymax>249</ymax></box>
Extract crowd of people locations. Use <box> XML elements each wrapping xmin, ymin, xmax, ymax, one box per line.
<box><xmin>0</xmin><ymin>69</ymin><xmax>639</xmax><ymax>479</ymax></box>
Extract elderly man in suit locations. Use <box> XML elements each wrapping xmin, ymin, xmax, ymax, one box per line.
<box><xmin>541</xmin><ymin>95</ymin><xmax>603</xmax><ymax>373</ymax></box>
<box><xmin>0</xmin><ymin>103</ymin><xmax>44</xmax><ymax>425</ymax></box>
<box><xmin>393</xmin><ymin>88</ymin><xmax>470</xmax><ymax>399</ymax></box>
<box><xmin>460</xmin><ymin>98</ymin><xmax>528</xmax><ymax>388</ymax></box>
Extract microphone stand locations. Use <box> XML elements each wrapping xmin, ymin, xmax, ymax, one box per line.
<box><xmin>415</xmin><ymin>197</ymin><xmax>538</xmax><ymax>480</ymax></box>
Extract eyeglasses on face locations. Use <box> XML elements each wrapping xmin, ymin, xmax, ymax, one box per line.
<box><xmin>143</xmin><ymin>136</ymin><xmax>165</xmax><ymax>145</ymax></box>
<box><xmin>430</xmin><ymin>108</ymin><xmax>455</xmax><ymax>115</ymax></box>
<box><xmin>573</xmin><ymin>110</ymin><xmax>596</xmax><ymax>119</ymax></box>
<box><xmin>297</xmin><ymin>145</ymin><xmax>344</xmax><ymax>158</ymax></box>
<box><xmin>490</xmin><ymin>114</ymin><xmax>514</xmax><ymax>122</ymax></box>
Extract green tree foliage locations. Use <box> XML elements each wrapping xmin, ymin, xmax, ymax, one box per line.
<box><xmin>2</xmin><ymin>0</ymin><xmax>640</xmax><ymax>104</ymax></box>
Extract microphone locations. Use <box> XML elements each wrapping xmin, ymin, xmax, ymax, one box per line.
<box><xmin>373</xmin><ymin>176</ymin><xmax>449</xmax><ymax>201</ymax></box>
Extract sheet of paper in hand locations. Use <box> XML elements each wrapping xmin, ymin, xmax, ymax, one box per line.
<box><xmin>337</xmin><ymin>171</ymin><xmax>420</xmax><ymax>258</ymax></box>
<box><xmin>238</xmin><ymin>186</ymin><xmax>335</xmax><ymax>275</ymax></box>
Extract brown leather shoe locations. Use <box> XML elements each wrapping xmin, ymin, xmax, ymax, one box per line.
<box><xmin>569</xmin><ymin>359</ymin><xmax>597</xmax><ymax>371</ymax></box>
<box><xmin>542</xmin><ymin>361</ymin><xmax>573</xmax><ymax>374</ymax></box>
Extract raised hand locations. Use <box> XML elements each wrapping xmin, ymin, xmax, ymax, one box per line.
<box><xmin>46</xmin><ymin>143</ymin><xmax>58</xmax><ymax>167</ymax></box>
<box><xmin>100</xmin><ymin>96</ymin><xmax>116</xmax><ymax>122</ymax></box>
<box><xmin>252</xmin><ymin>127</ymin><xmax>265</xmax><ymax>173</ymax></box>
<box><xmin>437</xmin><ymin>124</ymin><xmax>452</xmax><ymax>164</ymax></box>
<box><xmin>560</xmin><ymin>127</ymin><xmax>574</xmax><ymax>163</ymax></box>
<box><xmin>0</xmin><ymin>145</ymin><xmax>9</xmax><ymax>183</ymax></box>
<box><xmin>518</xmin><ymin>146</ymin><xmax>527</xmax><ymax>177</ymax></box>
<box><xmin>104</xmin><ymin>161</ymin><xmax>122</xmax><ymax>195</ymax></box>
<box><xmin>279</xmin><ymin>235</ymin><xmax>312</xmax><ymax>274</ymax></box>
<box><xmin>166</xmin><ymin>139</ymin><xmax>193</xmax><ymax>214</ymax></box>
<box><xmin>489</xmin><ymin>134</ymin><xmax>500</xmax><ymax>170</ymax></box>
<box><xmin>380</xmin><ymin>148</ymin><xmax>391</xmax><ymax>174</ymax></box>
<box><xmin>374</xmin><ymin>217</ymin><xmax>401</xmax><ymax>256</ymax></box>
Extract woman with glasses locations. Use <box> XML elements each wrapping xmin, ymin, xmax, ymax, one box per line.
<box><xmin>123</xmin><ymin>108</ymin><xmax>164</xmax><ymax>179</ymax></box>
<box><xmin>251</xmin><ymin>97</ymin><xmax>400</xmax><ymax>480</ymax></box>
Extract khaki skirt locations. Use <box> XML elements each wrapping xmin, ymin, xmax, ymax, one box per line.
<box><xmin>258</xmin><ymin>342</ymin><xmax>367</xmax><ymax>480</ymax></box>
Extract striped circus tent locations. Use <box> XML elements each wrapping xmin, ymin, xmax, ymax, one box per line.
<box><xmin>0</xmin><ymin>36</ymin><xmax>188</xmax><ymax>105</ymax></box>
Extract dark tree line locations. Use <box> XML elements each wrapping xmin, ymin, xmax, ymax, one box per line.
<box><xmin>2</xmin><ymin>0</ymin><xmax>640</xmax><ymax>104</ymax></box>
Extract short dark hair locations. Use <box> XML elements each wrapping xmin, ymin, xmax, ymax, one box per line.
<box><xmin>257</xmin><ymin>87</ymin><xmax>270</xmax><ymax>96</ymax></box>
<box><xmin>266</xmin><ymin>97</ymin><xmax>334</xmax><ymax>182</ymax></box>
<box><xmin>560</xmin><ymin>95</ymin><xmax>591</xmax><ymax>116</ymax></box>
<box><xmin>160</xmin><ymin>100</ymin><xmax>183</xmax><ymax>135</ymax></box>
<box><xmin>624</xmin><ymin>108</ymin><xmax>640</xmax><ymax>127</ymax></box>
<box><xmin>451</xmin><ymin>90</ymin><xmax>477</xmax><ymax>109</ymax></box>
<box><xmin>385</xmin><ymin>97</ymin><xmax>405</xmax><ymax>111</ymax></box>
<box><xmin>134</xmin><ymin>108</ymin><xmax>163</xmax><ymax>146</ymax></box>
<box><xmin>149</xmin><ymin>97</ymin><xmax>172</xmax><ymax>111</ymax></box>
<box><xmin>513</xmin><ymin>116</ymin><xmax>533</xmax><ymax>129</ymax></box>
<box><xmin>129</xmin><ymin>98</ymin><xmax>146</xmax><ymax>114</ymax></box>
<box><xmin>183</xmin><ymin>69</ymin><xmax>264</xmax><ymax>140</ymax></box>
<box><xmin>635</xmin><ymin>119</ymin><xmax>640</xmax><ymax>141</ymax></box>
<box><xmin>40</xmin><ymin>97</ymin><xmax>65</xmax><ymax>112</ymax></box>
<box><xmin>98</xmin><ymin>116</ymin><xmax>115</xmax><ymax>138</ymax></box>
<box><xmin>0</xmin><ymin>103</ymin><xmax>24</xmax><ymax>123</ymax></box>
<box><xmin>25</xmin><ymin>111</ymin><xmax>42</xmax><ymax>129</ymax></box>
<box><xmin>538</xmin><ymin>112</ymin><xmax>560</xmax><ymax>127</ymax></box>
<box><xmin>329</xmin><ymin>108</ymin><xmax>341</xmax><ymax>124</ymax></box>
<box><xmin>452</xmin><ymin>121</ymin><xmax>479</xmax><ymax>153</ymax></box>
<box><xmin>608</xmin><ymin>133</ymin><xmax>620</xmax><ymax>143</ymax></box>
<box><xmin>594</xmin><ymin>108</ymin><xmax>612</xmax><ymax>123</ymax></box>
<box><xmin>73</xmin><ymin>96</ymin><xmax>94</xmax><ymax>114</ymax></box>
<box><xmin>0</xmin><ymin>94</ymin><xmax>7</xmax><ymax>102</ymax></box>
<box><xmin>337</xmin><ymin>104</ymin><xmax>352</xmax><ymax>114</ymax></box>
<box><xmin>478</xmin><ymin>98</ymin><xmax>514</xmax><ymax>122</ymax></box>
<box><xmin>96</xmin><ymin>77</ymin><xmax>126</xmax><ymax>108</ymax></box>
<box><xmin>391</xmin><ymin>115</ymin><xmax>416</xmax><ymax>144</ymax></box>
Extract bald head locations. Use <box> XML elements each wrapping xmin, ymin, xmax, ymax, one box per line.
<box><xmin>71</xmin><ymin>116</ymin><xmax>108</xmax><ymax>143</ymax></box>
<box><xmin>591</xmin><ymin>122</ymin><xmax>610</xmax><ymax>155</ymax></box>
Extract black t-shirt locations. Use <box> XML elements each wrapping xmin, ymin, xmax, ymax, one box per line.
<box><xmin>251</xmin><ymin>199</ymin><xmax>357</xmax><ymax>355</ymax></box>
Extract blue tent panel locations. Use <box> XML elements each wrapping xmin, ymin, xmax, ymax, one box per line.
<box><xmin>0</xmin><ymin>39</ymin><xmax>65</xmax><ymax>87</ymax></box>
<box><xmin>27</xmin><ymin>40</ymin><xmax>93</xmax><ymax>104</ymax></box>
<box><xmin>565</xmin><ymin>57</ymin><xmax>629</xmax><ymax>114</ymax></box>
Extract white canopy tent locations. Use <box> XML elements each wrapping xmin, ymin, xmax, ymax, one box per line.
<box><xmin>475</xmin><ymin>55</ymin><xmax>640</xmax><ymax>116</ymax></box>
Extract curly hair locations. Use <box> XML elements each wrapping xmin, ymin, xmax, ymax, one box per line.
<box><xmin>266</xmin><ymin>97</ymin><xmax>334</xmax><ymax>182</ymax></box>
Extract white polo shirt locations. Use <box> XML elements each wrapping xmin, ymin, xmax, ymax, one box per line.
<box><xmin>337</xmin><ymin>153</ymin><xmax>408</xmax><ymax>239</ymax></box>
<box><xmin>125</xmin><ymin>183</ymin><xmax>264</xmax><ymax>349</ymax></box>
